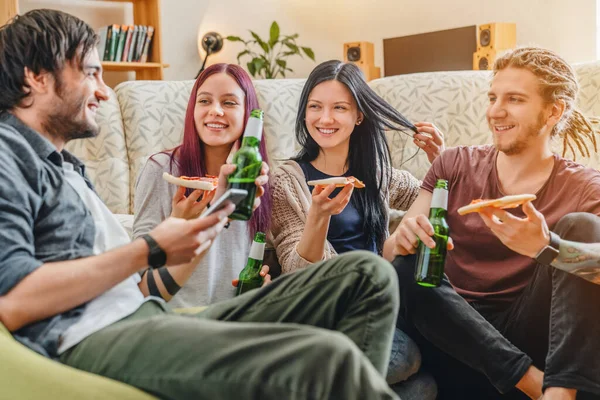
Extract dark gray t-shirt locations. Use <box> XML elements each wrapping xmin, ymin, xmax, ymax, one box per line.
<box><xmin>0</xmin><ymin>112</ymin><xmax>95</xmax><ymax>358</ymax></box>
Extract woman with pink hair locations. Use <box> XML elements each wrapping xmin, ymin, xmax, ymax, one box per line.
<box><xmin>133</xmin><ymin>63</ymin><xmax>271</xmax><ymax>308</ymax></box>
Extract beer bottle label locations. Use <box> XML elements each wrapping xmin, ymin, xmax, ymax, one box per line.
<box><xmin>249</xmin><ymin>241</ymin><xmax>266</xmax><ymax>261</ymax></box>
<box><xmin>244</xmin><ymin>117</ymin><xmax>263</xmax><ymax>140</ymax></box>
<box><xmin>431</xmin><ymin>188</ymin><xmax>448</xmax><ymax>210</ymax></box>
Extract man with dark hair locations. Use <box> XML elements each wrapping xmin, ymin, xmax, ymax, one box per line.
<box><xmin>0</xmin><ymin>10</ymin><xmax>400</xmax><ymax>400</ymax></box>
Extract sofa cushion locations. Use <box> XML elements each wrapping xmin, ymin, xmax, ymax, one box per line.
<box><xmin>65</xmin><ymin>86</ymin><xmax>130</xmax><ymax>214</ymax></box>
<box><xmin>370</xmin><ymin>64</ymin><xmax>600</xmax><ymax>180</ymax></box>
<box><xmin>253</xmin><ymin>78</ymin><xmax>306</xmax><ymax>164</ymax></box>
<box><xmin>370</xmin><ymin>70</ymin><xmax>492</xmax><ymax>180</ymax></box>
<box><xmin>0</xmin><ymin>322</ymin><xmax>155</xmax><ymax>399</ymax></box>
<box><xmin>116</xmin><ymin>80</ymin><xmax>192</xmax><ymax>213</ymax></box>
<box><xmin>116</xmin><ymin>79</ymin><xmax>307</xmax><ymax>214</ymax></box>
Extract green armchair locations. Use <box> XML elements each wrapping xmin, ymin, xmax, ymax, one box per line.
<box><xmin>0</xmin><ymin>322</ymin><xmax>156</xmax><ymax>400</ymax></box>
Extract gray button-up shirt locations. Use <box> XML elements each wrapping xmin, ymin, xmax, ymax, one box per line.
<box><xmin>0</xmin><ymin>112</ymin><xmax>96</xmax><ymax>358</ymax></box>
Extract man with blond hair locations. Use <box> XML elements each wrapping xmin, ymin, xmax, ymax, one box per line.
<box><xmin>385</xmin><ymin>47</ymin><xmax>600</xmax><ymax>400</ymax></box>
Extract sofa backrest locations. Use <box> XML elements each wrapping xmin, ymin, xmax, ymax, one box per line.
<box><xmin>64</xmin><ymin>86</ymin><xmax>130</xmax><ymax>214</ymax></box>
<box><xmin>78</xmin><ymin>61</ymin><xmax>600</xmax><ymax>214</ymax></box>
<box><xmin>372</xmin><ymin>62</ymin><xmax>600</xmax><ymax>180</ymax></box>
<box><xmin>113</xmin><ymin>79</ymin><xmax>307</xmax><ymax>214</ymax></box>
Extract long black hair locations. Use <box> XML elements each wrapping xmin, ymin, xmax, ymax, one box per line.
<box><xmin>293</xmin><ymin>60</ymin><xmax>417</xmax><ymax>252</ymax></box>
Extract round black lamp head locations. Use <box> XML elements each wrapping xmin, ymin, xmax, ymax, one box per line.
<box><xmin>202</xmin><ymin>32</ymin><xmax>223</xmax><ymax>55</ymax></box>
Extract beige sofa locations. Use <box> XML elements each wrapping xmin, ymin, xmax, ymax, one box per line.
<box><xmin>66</xmin><ymin>60</ymin><xmax>600</xmax><ymax>223</ymax></box>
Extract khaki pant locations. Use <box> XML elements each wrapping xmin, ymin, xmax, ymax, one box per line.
<box><xmin>60</xmin><ymin>251</ymin><xmax>400</xmax><ymax>400</ymax></box>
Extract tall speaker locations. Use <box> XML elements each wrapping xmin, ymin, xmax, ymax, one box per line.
<box><xmin>343</xmin><ymin>42</ymin><xmax>381</xmax><ymax>81</ymax></box>
<box><xmin>473</xmin><ymin>23</ymin><xmax>516</xmax><ymax>70</ymax></box>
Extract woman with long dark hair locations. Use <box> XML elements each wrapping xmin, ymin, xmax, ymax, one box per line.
<box><xmin>271</xmin><ymin>60</ymin><xmax>443</xmax><ymax>272</ymax></box>
<box><xmin>271</xmin><ymin>60</ymin><xmax>443</xmax><ymax>399</ymax></box>
<box><xmin>133</xmin><ymin>63</ymin><xmax>271</xmax><ymax>308</ymax></box>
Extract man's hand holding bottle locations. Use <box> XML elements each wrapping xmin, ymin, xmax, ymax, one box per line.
<box><xmin>391</xmin><ymin>215</ymin><xmax>455</xmax><ymax>257</ymax></box>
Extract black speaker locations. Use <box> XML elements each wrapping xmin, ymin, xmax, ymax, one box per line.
<box><xmin>346</xmin><ymin>46</ymin><xmax>361</xmax><ymax>62</ymax></box>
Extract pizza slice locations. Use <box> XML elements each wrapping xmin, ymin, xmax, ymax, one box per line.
<box><xmin>457</xmin><ymin>194</ymin><xmax>537</xmax><ymax>216</ymax></box>
<box><xmin>162</xmin><ymin>172</ymin><xmax>219</xmax><ymax>191</ymax></box>
<box><xmin>307</xmin><ymin>176</ymin><xmax>366</xmax><ymax>189</ymax></box>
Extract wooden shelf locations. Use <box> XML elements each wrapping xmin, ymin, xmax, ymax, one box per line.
<box><xmin>3</xmin><ymin>0</ymin><xmax>166</xmax><ymax>81</ymax></box>
<box><xmin>102</xmin><ymin>61</ymin><xmax>165</xmax><ymax>71</ymax></box>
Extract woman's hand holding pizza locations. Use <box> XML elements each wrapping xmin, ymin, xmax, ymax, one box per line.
<box><xmin>171</xmin><ymin>186</ymin><xmax>215</xmax><ymax>219</ymax></box>
<box><xmin>309</xmin><ymin>183</ymin><xmax>354</xmax><ymax>218</ymax></box>
<box><xmin>391</xmin><ymin>215</ymin><xmax>455</xmax><ymax>256</ymax></box>
<box><xmin>478</xmin><ymin>201</ymin><xmax>550</xmax><ymax>258</ymax></box>
<box><xmin>413</xmin><ymin>122</ymin><xmax>445</xmax><ymax>164</ymax></box>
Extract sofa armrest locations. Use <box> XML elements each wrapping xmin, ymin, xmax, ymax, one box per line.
<box><xmin>0</xmin><ymin>321</ymin><xmax>156</xmax><ymax>400</ymax></box>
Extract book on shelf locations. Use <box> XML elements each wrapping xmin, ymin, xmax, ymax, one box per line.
<box><xmin>140</xmin><ymin>26</ymin><xmax>154</xmax><ymax>63</ymax></box>
<box><xmin>114</xmin><ymin>25</ymin><xmax>128</xmax><ymax>61</ymax></box>
<box><xmin>96</xmin><ymin>24</ymin><xmax>155</xmax><ymax>64</ymax></box>
<box><xmin>106</xmin><ymin>24</ymin><xmax>120</xmax><ymax>61</ymax></box>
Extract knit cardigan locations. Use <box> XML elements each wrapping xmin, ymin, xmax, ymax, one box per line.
<box><xmin>271</xmin><ymin>160</ymin><xmax>421</xmax><ymax>274</ymax></box>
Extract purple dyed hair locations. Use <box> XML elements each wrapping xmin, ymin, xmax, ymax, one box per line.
<box><xmin>165</xmin><ymin>63</ymin><xmax>271</xmax><ymax>236</ymax></box>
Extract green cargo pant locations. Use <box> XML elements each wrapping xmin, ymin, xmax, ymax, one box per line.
<box><xmin>60</xmin><ymin>251</ymin><xmax>400</xmax><ymax>400</ymax></box>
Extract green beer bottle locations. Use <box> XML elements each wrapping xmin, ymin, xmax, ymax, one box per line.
<box><xmin>227</xmin><ymin>109</ymin><xmax>264</xmax><ymax>221</ymax></box>
<box><xmin>414</xmin><ymin>179</ymin><xmax>449</xmax><ymax>288</ymax></box>
<box><xmin>236</xmin><ymin>232</ymin><xmax>266</xmax><ymax>295</ymax></box>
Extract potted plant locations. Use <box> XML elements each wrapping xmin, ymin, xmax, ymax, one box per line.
<box><xmin>226</xmin><ymin>22</ymin><xmax>315</xmax><ymax>79</ymax></box>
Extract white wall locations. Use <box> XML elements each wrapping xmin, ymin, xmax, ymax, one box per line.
<box><xmin>198</xmin><ymin>0</ymin><xmax>597</xmax><ymax>79</ymax></box>
<box><xmin>20</xmin><ymin>0</ymin><xmax>598</xmax><ymax>84</ymax></box>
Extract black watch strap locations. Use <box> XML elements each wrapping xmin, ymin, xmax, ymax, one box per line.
<box><xmin>141</xmin><ymin>234</ymin><xmax>167</xmax><ymax>268</ymax></box>
<box><xmin>141</xmin><ymin>233</ymin><xmax>159</xmax><ymax>250</ymax></box>
<box><xmin>535</xmin><ymin>231</ymin><xmax>561</xmax><ymax>265</ymax></box>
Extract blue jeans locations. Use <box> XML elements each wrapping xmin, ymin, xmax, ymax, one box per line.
<box><xmin>387</xmin><ymin>327</ymin><xmax>437</xmax><ymax>400</ymax></box>
<box><xmin>392</xmin><ymin>213</ymin><xmax>600</xmax><ymax>399</ymax></box>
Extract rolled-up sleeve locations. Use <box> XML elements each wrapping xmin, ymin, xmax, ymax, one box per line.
<box><xmin>0</xmin><ymin>141</ymin><xmax>42</xmax><ymax>295</ymax></box>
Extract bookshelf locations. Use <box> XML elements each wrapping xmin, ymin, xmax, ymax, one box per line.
<box><xmin>1</xmin><ymin>0</ymin><xmax>167</xmax><ymax>80</ymax></box>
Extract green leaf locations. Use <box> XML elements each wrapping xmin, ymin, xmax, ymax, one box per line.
<box><xmin>276</xmin><ymin>59</ymin><xmax>287</xmax><ymax>69</ymax></box>
<box><xmin>280</xmin><ymin>70</ymin><xmax>286</xmax><ymax>78</ymax></box>
<box><xmin>269</xmin><ymin>22</ymin><xmax>280</xmax><ymax>48</ymax></box>
<box><xmin>249</xmin><ymin>30</ymin><xmax>270</xmax><ymax>53</ymax></box>
<box><xmin>226</xmin><ymin>36</ymin><xmax>243</xmax><ymax>42</ymax></box>
<box><xmin>283</xmin><ymin>41</ymin><xmax>299</xmax><ymax>53</ymax></box>
<box><xmin>252</xmin><ymin>57</ymin><xmax>266</xmax><ymax>74</ymax></box>
<box><xmin>283</xmin><ymin>33</ymin><xmax>299</xmax><ymax>40</ymax></box>
<box><xmin>247</xmin><ymin>61</ymin><xmax>256</xmax><ymax>77</ymax></box>
<box><xmin>301</xmin><ymin>47</ymin><xmax>315</xmax><ymax>61</ymax></box>
<box><xmin>236</xmin><ymin>50</ymin><xmax>250</xmax><ymax>64</ymax></box>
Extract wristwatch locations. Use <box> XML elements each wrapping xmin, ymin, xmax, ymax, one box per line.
<box><xmin>534</xmin><ymin>231</ymin><xmax>561</xmax><ymax>265</ymax></box>
<box><xmin>141</xmin><ymin>234</ymin><xmax>167</xmax><ymax>268</ymax></box>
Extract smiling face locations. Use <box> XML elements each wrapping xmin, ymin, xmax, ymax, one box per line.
<box><xmin>194</xmin><ymin>72</ymin><xmax>246</xmax><ymax>150</ymax></box>
<box><xmin>42</xmin><ymin>48</ymin><xmax>109</xmax><ymax>142</ymax></box>
<box><xmin>486</xmin><ymin>67</ymin><xmax>554</xmax><ymax>155</ymax></box>
<box><xmin>304</xmin><ymin>80</ymin><xmax>363</xmax><ymax>155</ymax></box>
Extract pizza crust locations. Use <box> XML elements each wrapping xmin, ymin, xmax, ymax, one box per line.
<box><xmin>307</xmin><ymin>176</ymin><xmax>365</xmax><ymax>188</ymax></box>
<box><xmin>162</xmin><ymin>172</ymin><xmax>218</xmax><ymax>191</ymax></box>
<box><xmin>457</xmin><ymin>194</ymin><xmax>536</xmax><ymax>215</ymax></box>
